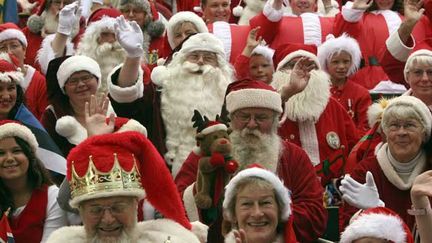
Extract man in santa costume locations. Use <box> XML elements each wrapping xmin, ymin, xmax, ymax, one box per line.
<box><xmin>46</xmin><ymin>131</ymin><xmax>204</xmax><ymax>242</ymax></box>
<box><xmin>250</xmin><ymin>0</ymin><xmax>335</xmax><ymax>51</ymax></box>
<box><xmin>0</xmin><ymin>23</ymin><xmax>47</xmax><ymax>120</ymax></box>
<box><xmin>271</xmin><ymin>43</ymin><xmax>359</xmax><ymax>188</ymax></box>
<box><xmin>108</xmin><ymin>17</ymin><xmax>234</xmax><ymax>177</ymax></box>
<box><xmin>176</xmin><ymin>80</ymin><xmax>327</xmax><ymax>242</ymax></box>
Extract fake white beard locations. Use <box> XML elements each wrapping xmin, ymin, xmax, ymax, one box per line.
<box><xmin>161</xmin><ymin>61</ymin><xmax>232</xmax><ymax>176</ymax></box>
<box><xmin>272</xmin><ymin>69</ymin><xmax>330</xmax><ymax>122</ymax></box>
<box><xmin>88</xmin><ymin>224</ymin><xmax>136</xmax><ymax>243</ymax></box>
<box><xmin>230</xmin><ymin>127</ymin><xmax>281</xmax><ymax>173</ymax></box>
<box><xmin>42</xmin><ymin>12</ymin><xmax>59</xmax><ymax>37</ymax></box>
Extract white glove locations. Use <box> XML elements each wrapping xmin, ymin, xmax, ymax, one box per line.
<box><xmin>114</xmin><ymin>16</ymin><xmax>144</xmax><ymax>58</ymax></box>
<box><xmin>57</xmin><ymin>1</ymin><xmax>81</xmax><ymax>36</ymax></box>
<box><xmin>339</xmin><ymin>171</ymin><xmax>385</xmax><ymax>209</ymax></box>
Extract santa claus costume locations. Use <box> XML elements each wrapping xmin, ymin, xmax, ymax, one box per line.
<box><xmin>271</xmin><ymin>45</ymin><xmax>359</xmax><ymax>186</ymax></box>
<box><xmin>0</xmin><ymin>24</ymin><xmax>48</xmax><ymax>120</ymax></box>
<box><xmin>317</xmin><ymin>33</ymin><xmax>372</xmax><ymax>134</ymax></box>
<box><xmin>0</xmin><ymin>121</ymin><xmax>66</xmax><ymax>242</ymax></box>
<box><xmin>175</xmin><ymin>80</ymin><xmax>327</xmax><ymax>242</ymax></box>
<box><xmin>109</xmin><ymin>33</ymin><xmax>234</xmax><ymax>177</ymax></box>
<box><xmin>46</xmin><ymin>131</ymin><xmax>204</xmax><ymax>242</ymax></box>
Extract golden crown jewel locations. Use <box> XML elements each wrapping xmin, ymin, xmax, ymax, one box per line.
<box><xmin>70</xmin><ymin>153</ymin><xmax>143</xmax><ymax>199</ymax></box>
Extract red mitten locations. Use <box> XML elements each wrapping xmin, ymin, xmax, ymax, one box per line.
<box><xmin>210</xmin><ymin>152</ymin><xmax>225</xmax><ymax>167</ymax></box>
<box><xmin>225</xmin><ymin>160</ymin><xmax>239</xmax><ymax>174</ymax></box>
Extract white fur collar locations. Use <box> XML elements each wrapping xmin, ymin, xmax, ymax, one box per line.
<box><xmin>224</xmin><ymin>230</ymin><xmax>283</xmax><ymax>243</ymax></box>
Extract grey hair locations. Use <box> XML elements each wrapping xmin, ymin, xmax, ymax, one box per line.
<box><xmin>381</xmin><ymin>103</ymin><xmax>427</xmax><ymax>140</ymax></box>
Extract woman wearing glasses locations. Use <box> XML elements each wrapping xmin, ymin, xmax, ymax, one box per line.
<box><xmin>340</xmin><ymin>95</ymin><xmax>432</xmax><ymax>233</ymax></box>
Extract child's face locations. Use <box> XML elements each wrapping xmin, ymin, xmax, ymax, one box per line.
<box><xmin>249</xmin><ymin>55</ymin><xmax>274</xmax><ymax>84</ymax></box>
<box><xmin>326</xmin><ymin>50</ymin><xmax>352</xmax><ymax>83</ymax></box>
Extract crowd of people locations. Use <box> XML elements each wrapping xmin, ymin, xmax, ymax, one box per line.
<box><xmin>0</xmin><ymin>0</ymin><xmax>431</xmax><ymax>242</ymax></box>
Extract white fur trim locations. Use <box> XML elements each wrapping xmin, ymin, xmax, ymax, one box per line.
<box><xmin>380</xmin><ymin>10</ymin><xmax>401</xmax><ymax>35</ymax></box>
<box><xmin>301</xmin><ymin>13</ymin><xmax>322</xmax><ymax>46</ymax></box>
<box><xmin>385</xmin><ymin>30</ymin><xmax>414</xmax><ymax>62</ymax></box>
<box><xmin>183</xmin><ymin>183</ymin><xmax>200</xmax><ymax>222</ymax></box>
<box><xmin>190</xmin><ymin>221</ymin><xmax>209</xmax><ymax>243</ymax></box>
<box><xmin>167</xmin><ymin>11</ymin><xmax>208</xmax><ymax>49</ymax></box>
<box><xmin>150</xmin><ymin>65</ymin><xmax>168</xmax><ymax>86</ymax></box>
<box><xmin>276</xmin><ymin>50</ymin><xmax>320</xmax><ymax>70</ymax></box>
<box><xmin>22</xmin><ymin>64</ymin><xmax>35</xmax><ymax>91</ymax></box>
<box><xmin>200</xmin><ymin>124</ymin><xmax>227</xmax><ymax>135</ymax></box>
<box><xmin>367</xmin><ymin>99</ymin><xmax>389</xmax><ymax>127</ymax></box>
<box><xmin>341</xmin><ymin>1</ymin><xmax>364</xmax><ymax>22</ymax></box>
<box><xmin>55</xmin><ymin>116</ymin><xmax>87</xmax><ymax>145</ymax></box>
<box><xmin>251</xmin><ymin>45</ymin><xmax>275</xmax><ymax>64</ymax></box>
<box><xmin>180</xmin><ymin>32</ymin><xmax>226</xmax><ymax>60</ymax></box>
<box><xmin>370</xmin><ymin>80</ymin><xmax>407</xmax><ymax>94</ymax></box>
<box><xmin>263</xmin><ymin>0</ymin><xmax>284</xmax><ymax>22</ymax></box>
<box><xmin>0</xmin><ymin>123</ymin><xmax>38</xmax><ymax>151</ymax></box>
<box><xmin>57</xmin><ymin>55</ymin><xmax>102</xmax><ymax>94</ymax></box>
<box><xmin>299</xmin><ymin>120</ymin><xmax>320</xmax><ymax>166</ymax></box>
<box><xmin>318</xmin><ymin>33</ymin><xmax>362</xmax><ymax>76</ymax></box>
<box><xmin>108</xmin><ymin>63</ymin><xmax>144</xmax><ymax>103</ymax></box>
<box><xmin>142</xmin><ymin>198</ymin><xmax>156</xmax><ymax>220</ymax></box>
<box><xmin>404</xmin><ymin>49</ymin><xmax>432</xmax><ymax>81</ymax></box>
<box><xmin>226</xmin><ymin>88</ymin><xmax>282</xmax><ymax>113</ymax></box>
<box><xmin>69</xmin><ymin>189</ymin><xmax>145</xmax><ymax>208</ymax></box>
<box><xmin>36</xmin><ymin>34</ymin><xmax>75</xmax><ymax>75</ymax></box>
<box><xmin>46</xmin><ymin>226</ymin><xmax>87</xmax><ymax>243</ymax></box>
<box><xmin>211</xmin><ymin>22</ymin><xmax>231</xmax><ymax>62</ymax></box>
<box><xmin>0</xmin><ymin>71</ymin><xmax>24</xmax><ymax>84</ymax></box>
<box><xmin>116</xmin><ymin>119</ymin><xmax>147</xmax><ymax>137</ymax></box>
<box><xmin>225</xmin><ymin>230</ymin><xmax>284</xmax><ymax>243</ymax></box>
<box><xmin>0</xmin><ymin>29</ymin><xmax>27</xmax><ymax>46</ymax></box>
<box><xmin>223</xmin><ymin>167</ymin><xmax>292</xmax><ymax>222</ymax></box>
<box><xmin>340</xmin><ymin>213</ymin><xmax>407</xmax><ymax>243</ymax></box>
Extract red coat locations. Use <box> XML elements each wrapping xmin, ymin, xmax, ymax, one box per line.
<box><xmin>23</xmin><ymin>65</ymin><xmax>48</xmax><ymax>120</ymax></box>
<box><xmin>250</xmin><ymin>12</ymin><xmax>334</xmax><ymax>50</ymax></box>
<box><xmin>175</xmin><ymin>141</ymin><xmax>327</xmax><ymax>242</ymax></box>
<box><xmin>278</xmin><ymin>98</ymin><xmax>360</xmax><ymax>186</ymax></box>
<box><xmin>330</xmin><ymin>78</ymin><xmax>372</xmax><ymax>134</ymax></box>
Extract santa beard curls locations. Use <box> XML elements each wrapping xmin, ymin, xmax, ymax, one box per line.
<box><xmin>229</xmin><ymin>121</ymin><xmax>282</xmax><ymax>173</ymax></box>
<box><xmin>87</xmin><ymin>222</ymin><xmax>137</xmax><ymax>243</ymax></box>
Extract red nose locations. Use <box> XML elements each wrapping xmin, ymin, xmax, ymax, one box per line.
<box><xmin>220</xmin><ymin>139</ymin><xmax>227</xmax><ymax>144</ymax></box>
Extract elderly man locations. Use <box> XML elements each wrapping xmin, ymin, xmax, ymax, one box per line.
<box><xmin>46</xmin><ymin>131</ymin><xmax>202</xmax><ymax>242</ymax></box>
<box><xmin>108</xmin><ymin>17</ymin><xmax>234</xmax><ymax>177</ymax></box>
<box><xmin>176</xmin><ymin>79</ymin><xmax>327</xmax><ymax>241</ymax></box>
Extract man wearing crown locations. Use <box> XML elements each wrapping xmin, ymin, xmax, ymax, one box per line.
<box><xmin>46</xmin><ymin>131</ymin><xmax>204</xmax><ymax>242</ymax></box>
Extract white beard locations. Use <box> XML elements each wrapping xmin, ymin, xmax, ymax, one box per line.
<box><xmin>87</xmin><ymin>227</ymin><xmax>136</xmax><ymax>243</ymax></box>
<box><xmin>160</xmin><ymin>61</ymin><xmax>232</xmax><ymax>177</ymax></box>
<box><xmin>272</xmin><ymin>69</ymin><xmax>330</xmax><ymax>122</ymax></box>
<box><xmin>230</xmin><ymin>128</ymin><xmax>282</xmax><ymax>173</ymax></box>
<box><xmin>42</xmin><ymin>11</ymin><xmax>79</xmax><ymax>38</ymax></box>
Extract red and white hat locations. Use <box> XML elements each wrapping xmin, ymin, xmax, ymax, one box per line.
<box><xmin>251</xmin><ymin>45</ymin><xmax>275</xmax><ymax>65</ymax></box>
<box><xmin>274</xmin><ymin>43</ymin><xmax>320</xmax><ymax>71</ymax></box>
<box><xmin>340</xmin><ymin>207</ymin><xmax>413</xmax><ymax>243</ymax></box>
<box><xmin>223</xmin><ymin>167</ymin><xmax>292</xmax><ymax>222</ymax></box>
<box><xmin>0</xmin><ymin>53</ymin><xmax>24</xmax><ymax>84</ymax></box>
<box><xmin>179</xmin><ymin>32</ymin><xmax>226</xmax><ymax>59</ymax></box>
<box><xmin>166</xmin><ymin>11</ymin><xmax>208</xmax><ymax>49</ymax></box>
<box><xmin>67</xmin><ymin>131</ymin><xmax>192</xmax><ymax>230</ymax></box>
<box><xmin>225</xmin><ymin>79</ymin><xmax>282</xmax><ymax>113</ymax></box>
<box><xmin>0</xmin><ymin>120</ymin><xmax>38</xmax><ymax>152</ymax></box>
<box><xmin>0</xmin><ymin>23</ymin><xmax>27</xmax><ymax>47</ymax></box>
<box><xmin>318</xmin><ymin>33</ymin><xmax>362</xmax><ymax>76</ymax></box>
<box><xmin>56</xmin><ymin>55</ymin><xmax>101</xmax><ymax>93</ymax></box>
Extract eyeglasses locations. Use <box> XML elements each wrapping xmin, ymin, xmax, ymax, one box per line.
<box><xmin>85</xmin><ymin>202</ymin><xmax>131</xmax><ymax>219</ymax></box>
<box><xmin>388</xmin><ymin>121</ymin><xmax>422</xmax><ymax>132</ymax></box>
<box><xmin>66</xmin><ymin>74</ymin><xmax>95</xmax><ymax>86</ymax></box>
<box><xmin>233</xmin><ymin>112</ymin><xmax>273</xmax><ymax>125</ymax></box>
<box><xmin>409</xmin><ymin>69</ymin><xmax>432</xmax><ymax>79</ymax></box>
<box><xmin>186</xmin><ymin>51</ymin><xmax>218</xmax><ymax>65</ymax></box>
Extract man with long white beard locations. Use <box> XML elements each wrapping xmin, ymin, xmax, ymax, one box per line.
<box><xmin>107</xmin><ymin>17</ymin><xmax>234</xmax><ymax>177</ymax></box>
<box><xmin>175</xmin><ymin>79</ymin><xmax>327</xmax><ymax>242</ymax></box>
<box><xmin>46</xmin><ymin>132</ymin><xmax>202</xmax><ymax>243</ymax></box>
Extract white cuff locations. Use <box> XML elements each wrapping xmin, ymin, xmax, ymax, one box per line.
<box><xmin>342</xmin><ymin>1</ymin><xmax>364</xmax><ymax>22</ymax></box>
<box><xmin>385</xmin><ymin>30</ymin><xmax>414</xmax><ymax>62</ymax></box>
<box><xmin>108</xmin><ymin>64</ymin><xmax>144</xmax><ymax>103</ymax></box>
<box><xmin>263</xmin><ymin>0</ymin><xmax>284</xmax><ymax>22</ymax></box>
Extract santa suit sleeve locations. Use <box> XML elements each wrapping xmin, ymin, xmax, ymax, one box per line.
<box><xmin>41</xmin><ymin>185</ymin><xmax>67</xmax><ymax>242</ymax></box>
<box><xmin>249</xmin><ymin>1</ymin><xmax>283</xmax><ymax>45</ymax></box>
<box><xmin>333</xmin><ymin>2</ymin><xmax>363</xmax><ymax>38</ymax></box>
<box><xmin>174</xmin><ymin>151</ymin><xmax>200</xmax><ymax>196</ymax></box>
<box><xmin>278</xmin><ymin>142</ymin><xmax>328</xmax><ymax>242</ymax></box>
<box><xmin>233</xmin><ymin>54</ymin><xmax>251</xmax><ymax>80</ymax></box>
<box><xmin>36</xmin><ymin>34</ymin><xmax>75</xmax><ymax>75</ymax></box>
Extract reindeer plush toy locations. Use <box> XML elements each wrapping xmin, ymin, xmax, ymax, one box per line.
<box><xmin>192</xmin><ymin>110</ymin><xmax>239</xmax><ymax>209</ymax></box>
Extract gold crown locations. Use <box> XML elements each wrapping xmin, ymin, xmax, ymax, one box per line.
<box><xmin>70</xmin><ymin>153</ymin><xmax>143</xmax><ymax>199</ymax></box>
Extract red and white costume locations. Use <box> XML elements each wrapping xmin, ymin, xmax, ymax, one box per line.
<box><xmin>22</xmin><ymin>65</ymin><xmax>48</xmax><ymax>120</ymax></box>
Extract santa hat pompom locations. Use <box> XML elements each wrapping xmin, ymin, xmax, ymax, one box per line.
<box><xmin>27</xmin><ymin>13</ymin><xmax>45</xmax><ymax>34</ymax></box>
<box><xmin>146</xmin><ymin>20</ymin><xmax>165</xmax><ymax>38</ymax></box>
<box><xmin>150</xmin><ymin>65</ymin><xmax>169</xmax><ymax>86</ymax></box>
<box><xmin>233</xmin><ymin>5</ymin><xmax>244</xmax><ymax>17</ymax></box>
<box><xmin>367</xmin><ymin>98</ymin><xmax>389</xmax><ymax>128</ymax></box>
<box><xmin>55</xmin><ymin>116</ymin><xmax>86</xmax><ymax>145</ymax></box>
<box><xmin>193</xmin><ymin>6</ymin><xmax>202</xmax><ymax>13</ymax></box>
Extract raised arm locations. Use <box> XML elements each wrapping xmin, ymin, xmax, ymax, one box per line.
<box><xmin>51</xmin><ymin>1</ymin><xmax>81</xmax><ymax>57</ymax></box>
<box><xmin>410</xmin><ymin>170</ymin><xmax>432</xmax><ymax>243</ymax></box>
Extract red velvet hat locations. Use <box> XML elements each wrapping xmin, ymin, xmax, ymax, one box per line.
<box><xmin>273</xmin><ymin>43</ymin><xmax>319</xmax><ymax>70</ymax></box>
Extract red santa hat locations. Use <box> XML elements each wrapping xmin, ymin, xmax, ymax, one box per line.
<box><xmin>0</xmin><ymin>53</ymin><xmax>24</xmax><ymax>84</ymax></box>
<box><xmin>0</xmin><ymin>23</ymin><xmax>27</xmax><ymax>47</ymax></box>
<box><xmin>318</xmin><ymin>33</ymin><xmax>362</xmax><ymax>76</ymax></box>
<box><xmin>403</xmin><ymin>38</ymin><xmax>432</xmax><ymax>81</ymax></box>
<box><xmin>67</xmin><ymin>131</ymin><xmax>193</xmax><ymax>230</ymax></box>
<box><xmin>0</xmin><ymin>120</ymin><xmax>38</xmax><ymax>152</ymax></box>
<box><xmin>340</xmin><ymin>207</ymin><xmax>413</xmax><ymax>243</ymax></box>
<box><xmin>198</xmin><ymin>121</ymin><xmax>228</xmax><ymax>135</ymax></box>
<box><xmin>87</xmin><ymin>7</ymin><xmax>122</xmax><ymax>25</ymax></box>
<box><xmin>166</xmin><ymin>11</ymin><xmax>208</xmax><ymax>49</ymax></box>
<box><xmin>225</xmin><ymin>79</ymin><xmax>282</xmax><ymax>114</ymax></box>
<box><xmin>274</xmin><ymin>43</ymin><xmax>320</xmax><ymax>71</ymax></box>
<box><xmin>223</xmin><ymin>167</ymin><xmax>292</xmax><ymax>221</ymax></box>
<box><xmin>56</xmin><ymin>55</ymin><xmax>102</xmax><ymax>94</ymax></box>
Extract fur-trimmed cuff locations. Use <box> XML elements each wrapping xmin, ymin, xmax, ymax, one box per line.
<box><xmin>263</xmin><ymin>0</ymin><xmax>284</xmax><ymax>22</ymax></box>
<box><xmin>342</xmin><ymin>1</ymin><xmax>364</xmax><ymax>22</ymax></box>
<box><xmin>108</xmin><ymin>63</ymin><xmax>144</xmax><ymax>103</ymax></box>
<box><xmin>36</xmin><ymin>34</ymin><xmax>75</xmax><ymax>75</ymax></box>
<box><xmin>190</xmin><ymin>221</ymin><xmax>209</xmax><ymax>243</ymax></box>
<box><xmin>385</xmin><ymin>31</ymin><xmax>414</xmax><ymax>62</ymax></box>
<box><xmin>183</xmin><ymin>183</ymin><xmax>200</xmax><ymax>222</ymax></box>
